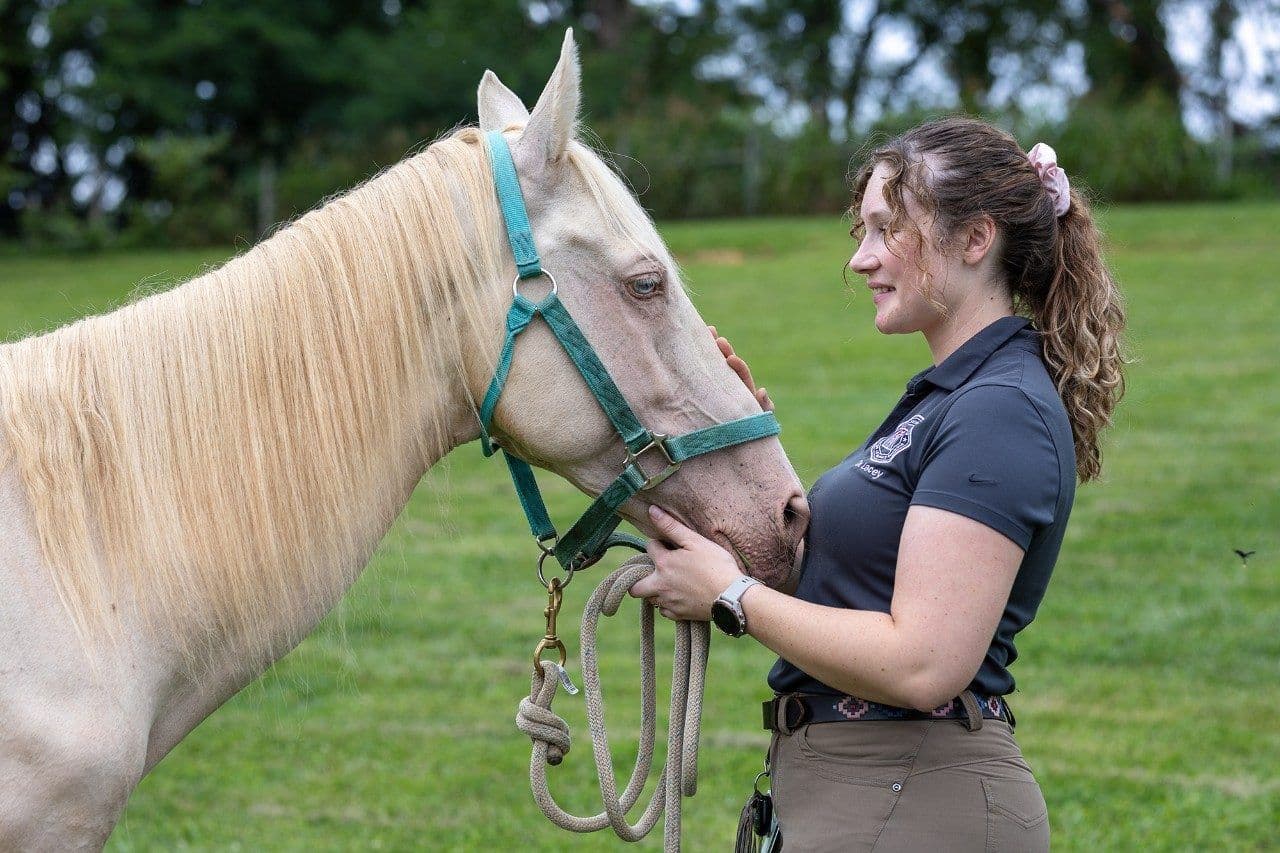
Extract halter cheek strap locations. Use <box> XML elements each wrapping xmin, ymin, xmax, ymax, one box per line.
<box><xmin>480</xmin><ymin>130</ymin><xmax>781</xmax><ymax>573</ymax></box>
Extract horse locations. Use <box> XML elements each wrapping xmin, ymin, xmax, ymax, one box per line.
<box><xmin>0</xmin><ymin>31</ymin><xmax>807</xmax><ymax>848</ymax></box>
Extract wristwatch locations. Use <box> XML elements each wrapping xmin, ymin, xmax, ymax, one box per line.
<box><xmin>710</xmin><ymin>576</ymin><xmax>762</xmax><ymax>637</ymax></box>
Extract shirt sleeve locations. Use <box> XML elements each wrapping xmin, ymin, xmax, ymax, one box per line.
<box><xmin>910</xmin><ymin>384</ymin><xmax>1061</xmax><ymax>550</ymax></box>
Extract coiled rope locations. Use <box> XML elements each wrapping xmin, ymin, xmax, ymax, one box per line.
<box><xmin>515</xmin><ymin>554</ymin><xmax>710</xmax><ymax>851</ymax></box>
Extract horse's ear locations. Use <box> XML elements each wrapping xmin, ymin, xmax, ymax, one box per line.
<box><xmin>478</xmin><ymin>69</ymin><xmax>529</xmax><ymax>133</ymax></box>
<box><xmin>521</xmin><ymin>29</ymin><xmax>580</xmax><ymax>165</ymax></box>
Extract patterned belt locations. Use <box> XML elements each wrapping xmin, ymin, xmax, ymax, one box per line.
<box><xmin>763</xmin><ymin>690</ymin><xmax>1014</xmax><ymax>734</ymax></box>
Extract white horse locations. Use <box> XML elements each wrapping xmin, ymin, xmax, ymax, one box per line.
<box><xmin>0</xmin><ymin>32</ymin><xmax>806</xmax><ymax>848</ymax></box>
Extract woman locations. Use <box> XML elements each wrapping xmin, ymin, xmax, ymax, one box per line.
<box><xmin>629</xmin><ymin>116</ymin><xmax>1126</xmax><ymax>850</ymax></box>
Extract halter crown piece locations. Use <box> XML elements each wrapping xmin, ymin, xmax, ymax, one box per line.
<box><xmin>1027</xmin><ymin>143</ymin><xmax>1070</xmax><ymax>218</ymax></box>
<box><xmin>479</xmin><ymin>130</ymin><xmax>782</xmax><ymax>576</ymax></box>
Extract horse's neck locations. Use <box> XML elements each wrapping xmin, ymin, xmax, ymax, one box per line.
<box><xmin>141</xmin><ymin>248</ymin><xmax>493</xmax><ymax>768</ymax></box>
<box><xmin>143</xmin><ymin>437</ymin><xmax>444</xmax><ymax>770</ymax></box>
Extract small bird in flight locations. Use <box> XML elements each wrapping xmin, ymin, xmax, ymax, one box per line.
<box><xmin>1233</xmin><ymin>549</ymin><xmax>1256</xmax><ymax>566</ymax></box>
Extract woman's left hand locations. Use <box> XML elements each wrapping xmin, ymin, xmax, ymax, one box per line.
<box><xmin>629</xmin><ymin>505</ymin><xmax>744</xmax><ymax>621</ymax></box>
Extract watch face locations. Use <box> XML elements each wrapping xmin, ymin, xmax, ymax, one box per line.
<box><xmin>711</xmin><ymin>600</ymin><xmax>742</xmax><ymax>636</ymax></box>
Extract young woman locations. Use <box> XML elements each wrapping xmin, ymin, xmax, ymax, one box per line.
<box><xmin>630</xmin><ymin>116</ymin><xmax>1126</xmax><ymax>850</ymax></box>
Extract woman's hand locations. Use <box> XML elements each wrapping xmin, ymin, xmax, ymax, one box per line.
<box><xmin>709</xmin><ymin>325</ymin><xmax>773</xmax><ymax>413</ymax></box>
<box><xmin>629</xmin><ymin>505</ymin><xmax>744</xmax><ymax>621</ymax></box>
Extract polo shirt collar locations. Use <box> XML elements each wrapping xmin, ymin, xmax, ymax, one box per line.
<box><xmin>919</xmin><ymin>315</ymin><xmax>1032</xmax><ymax>391</ymax></box>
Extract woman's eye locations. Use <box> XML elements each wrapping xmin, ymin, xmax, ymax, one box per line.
<box><xmin>626</xmin><ymin>276</ymin><xmax>662</xmax><ymax>298</ymax></box>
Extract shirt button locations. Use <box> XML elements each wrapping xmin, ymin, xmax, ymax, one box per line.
<box><xmin>891</xmin><ymin>782</ymin><xmax>903</xmax><ymax>793</ymax></box>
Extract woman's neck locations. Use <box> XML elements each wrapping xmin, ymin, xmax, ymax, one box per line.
<box><xmin>924</xmin><ymin>288</ymin><xmax>1013</xmax><ymax>365</ymax></box>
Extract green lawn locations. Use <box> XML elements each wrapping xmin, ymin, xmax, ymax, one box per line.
<box><xmin>3</xmin><ymin>204</ymin><xmax>1278</xmax><ymax>850</ymax></box>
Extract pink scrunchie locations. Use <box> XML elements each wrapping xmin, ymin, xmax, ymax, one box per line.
<box><xmin>1027</xmin><ymin>142</ymin><xmax>1071</xmax><ymax>217</ymax></box>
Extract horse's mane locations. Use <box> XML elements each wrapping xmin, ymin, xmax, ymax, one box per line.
<box><xmin>0</xmin><ymin>128</ymin><xmax>508</xmax><ymax>668</ymax></box>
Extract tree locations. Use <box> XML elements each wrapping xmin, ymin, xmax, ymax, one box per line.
<box><xmin>735</xmin><ymin>0</ymin><xmax>845</xmax><ymax>134</ymax></box>
<box><xmin>1074</xmin><ymin>0</ymin><xmax>1183</xmax><ymax>100</ymax></box>
<box><xmin>1</xmin><ymin>0</ymin><xmax>65</xmax><ymax>238</ymax></box>
<box><xmin>1164</xmin><ymin>0</ymin><xmax>1280</xmax><ymax>184</ymax></box>
<box><xmin>49</xmin><ymin>0</ymin><xmax>401</xmax><ymax>237</ymax></box>
<box><xmin>729</xmin><ymin>0</ymin><xmax>1076</xmax><ymax>138</ymax></box>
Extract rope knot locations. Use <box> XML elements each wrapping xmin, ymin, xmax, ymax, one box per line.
<box><xmin>516</xmin><ymin>662</ymin><xmax>572</xmax><ymax>765</ymax></box>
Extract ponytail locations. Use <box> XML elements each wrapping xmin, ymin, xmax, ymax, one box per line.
<box><xmin>1029</xmin><ymin>191</ymin><xmax>1126</xmax><ymax>481</ymax></box>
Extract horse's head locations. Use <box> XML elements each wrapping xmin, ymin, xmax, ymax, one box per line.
<box><xmin>469</xmin><ymin>31</ymin><xmax>807</xmax><ymax>587</ymax></box>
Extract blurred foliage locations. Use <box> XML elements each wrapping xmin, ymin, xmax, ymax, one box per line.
<box><xmin>1228</xmin><ymin>134</ymin><xmax>1280</xmax><ymax>199</ymax></box>
<box><xmin>18</xmin><ymin>200</ymin><xmax>114</xmax><ymax>252</ymax></box>
<box><xmin>1</xmin><ymin>0</ymin><xmax>1276</xmax><ymax>249</ymax></box>
<box><xmin>119</xmin><ymin>133</ymin><xmax>249</xmax><ymax>248</ymax></box>
<box><xmin>598</xmin><ymin>91</ymin><xmax>1240</xmax><ymax>223</ymax></box>
<box><xmin>1030</xmin><ymin>89</ymin><xmax>1220</xmax><ymax>202</ymax></box>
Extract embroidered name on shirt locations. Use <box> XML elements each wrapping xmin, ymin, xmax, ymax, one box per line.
<box><xmin>868</xmin><ymin>414</ymin><xmax>925</xmax><ymax>464</ymax></box>
<box><xmin>854</xmin><ymin>459</ymin><xmax>884</xmax><ymax>479</ymax></box>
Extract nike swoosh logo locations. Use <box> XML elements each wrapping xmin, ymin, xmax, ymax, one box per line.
<box><xmin>968</xmin><ymin>474</ymin><xmax>998</xmax><ymax>485</ymax></box>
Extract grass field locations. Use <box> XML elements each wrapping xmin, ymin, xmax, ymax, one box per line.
<box><xmin>2</xmin><ymin>203</ymin><xmax>1277</xmax><ymax>850</ymax></box>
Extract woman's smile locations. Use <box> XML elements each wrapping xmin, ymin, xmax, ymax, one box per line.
<box><xmin>869</xmin><ymin>283</ymin><xmax>896</xmax><ymax>304</ymax></box>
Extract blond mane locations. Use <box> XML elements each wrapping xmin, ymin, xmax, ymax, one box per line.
<box><xmin>0</xmin><ymin>128</ymin><xmax>510</xmax><ymax>668</ymax></box>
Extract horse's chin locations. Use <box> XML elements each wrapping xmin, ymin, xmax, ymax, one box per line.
<box><xmin>624</xmin><ymin>502</ymin><xmax>805</xmax><ymax>592</ymax></box>
<box><xmin>714</xmin><ymin>531</ymin><xmax>805</xmax><ymax>593</ymax></box>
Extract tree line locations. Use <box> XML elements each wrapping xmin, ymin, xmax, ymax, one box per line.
<box><xmin>1</xmin><ymin>0</ymin><xmax>1276</xmax><ymax>249</ymax></box>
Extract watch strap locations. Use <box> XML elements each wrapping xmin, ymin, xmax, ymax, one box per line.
<box><xmin>713</xmin><ymin>576</ymin><xmax>762</xmax><ymax>636</ymax></box>
<box><xmin>718</xmin><ymin>575</ymin><xmax>762</xmax><ymax>607</ymax></box>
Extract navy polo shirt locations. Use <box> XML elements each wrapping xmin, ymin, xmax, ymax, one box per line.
<box><xmin>768</xmin><ymin>316</ymin><xmax>1076</xmax><ymax>699</ymax></box>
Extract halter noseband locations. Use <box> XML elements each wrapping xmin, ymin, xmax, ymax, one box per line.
<box><xmin>479</xmin><ymin>130</ymin><xmax>781</xmax><ymax>577</ymax></box>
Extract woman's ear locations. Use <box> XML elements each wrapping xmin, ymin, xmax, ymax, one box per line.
<box><xmin>961</xmin><ymin>214</ymin><xmax>998</xmax><ymax>266</ymax></box>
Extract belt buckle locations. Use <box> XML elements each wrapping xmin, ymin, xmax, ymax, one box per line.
<box><xmin>763</xmin><ymin>695</ymin><xmax>810</xmax><ymax>735</ymax></box>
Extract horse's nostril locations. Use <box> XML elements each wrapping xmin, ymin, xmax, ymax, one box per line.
<box><xmin>782</xmin><ymin>493</ymin><xmax>810</xmax><ymax>536</ymax></box>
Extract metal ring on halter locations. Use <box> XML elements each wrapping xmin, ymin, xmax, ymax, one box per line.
<box><xmin>536</xmin><ymin>533</ymin><xmax>558</xmax><ymax>557</ymax></box>
<box><xmin>537</xmin><ymin>548</ymin><xmax>576</xmax><ymax>591</ymax></box>
<box><xmin>512</xmin><ymin>269</ymin><xmax>558</xmax><ymax>299</ymax></box>
<box><xmin>753</xmin><ymin>770</ymin><xmax>771</xmax><ymax>796</ymax></box>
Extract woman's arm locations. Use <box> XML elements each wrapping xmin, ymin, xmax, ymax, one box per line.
<box><xmin>630</xmin><ymin>504</ymin><xmax>1024</xmax><ymax>711</ymax></box>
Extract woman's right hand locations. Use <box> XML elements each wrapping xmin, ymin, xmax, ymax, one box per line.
<box><xmin>709</xmin><ymin>325</ymin><xmax>773</xmax><ymax>413</ymax></box>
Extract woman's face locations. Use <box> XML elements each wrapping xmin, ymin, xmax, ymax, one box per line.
<box><xmin>848</xmin><ymin>162</ymin><xmax>953</xmax><ymax>338</ymax></box>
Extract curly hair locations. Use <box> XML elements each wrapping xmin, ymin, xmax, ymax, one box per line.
<box><xmin>848</xmin><ymin>116</ymin><xmax>1126</xmax><ymax>482</ymax></box>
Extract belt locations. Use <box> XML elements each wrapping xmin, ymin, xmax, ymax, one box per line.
<box><xmin>763</xmin><ymin>691</ymin><xmax>1014</xmax><ymax>734</ymax></box>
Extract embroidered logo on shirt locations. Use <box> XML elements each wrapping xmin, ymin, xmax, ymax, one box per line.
<box><xmin>868</xmin><ymin>414</ymin><xmax>925</xmax><ymax>464</ymax></box>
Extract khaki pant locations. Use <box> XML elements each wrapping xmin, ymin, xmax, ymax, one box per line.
<box><xmin>768</xmin><ymin>719</ymin><xmax>1049</xmax><ymax>852</ymax></box>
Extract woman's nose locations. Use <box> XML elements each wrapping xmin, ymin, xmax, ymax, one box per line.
<box><xmin>848</xmin><ymin>241</ymin><xmax>878</xmax><ymax>275</ymax></box>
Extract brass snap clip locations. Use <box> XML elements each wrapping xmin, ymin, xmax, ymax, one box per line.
<box><xmin>532</xmin><ymin>576</ymin><xmax>568</xmax><ymax>677</ymax></box>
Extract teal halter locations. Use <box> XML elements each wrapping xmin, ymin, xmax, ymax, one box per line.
<box><xmin>480</xmin><ymin>131</ymin><xmax>781</xmax><ymax>576</ymax></box>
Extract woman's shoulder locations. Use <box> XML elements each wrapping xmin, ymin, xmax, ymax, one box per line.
<box><xmin>957</xmin><ymin>336</ymin><xmax>1070</xmax><ymax>428</ymax></box>
<box><xmin>913</xmin><ymin>370</ymin><xmax>1075</xmax><ymax>548</ymax></box>
<box><xmin>936</xmin><ymin>351</ymin><xmax>1076</xmax><ymax>481</ymax></box>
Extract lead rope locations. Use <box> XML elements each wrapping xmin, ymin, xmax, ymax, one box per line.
<box><xmin>515</xmin><ymin>554</ymin><xmax>710</xmax><ymax>851</ymax></box>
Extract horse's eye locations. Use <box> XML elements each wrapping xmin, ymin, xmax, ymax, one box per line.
<box><xmin>626</xmin><ymin>275</ymin><xmax>663</xmax><ymax>299</ymax></box>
